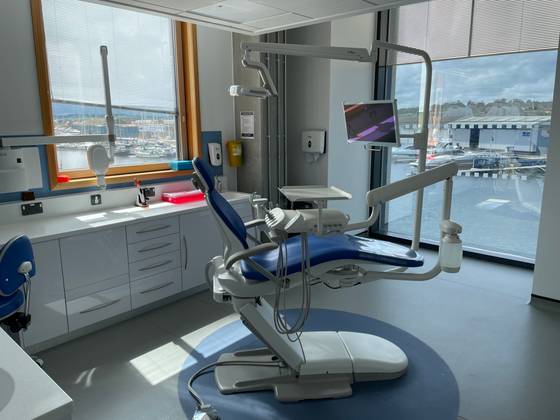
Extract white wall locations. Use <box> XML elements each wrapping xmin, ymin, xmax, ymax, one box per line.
<box><xmin>532</xmin><ymin>45</ymin><xmax>560</xmax><ymax>301</ymax></box>
<box><xmin>285</xmin><ymin>15</ymin><xmax>374</xmax><ymax>223</ymax></box>
<box><xmin>197</xmin><ymin>26</ymin><xmax>237</xmax><ymax>190</ymax></box>
<box><xmin>286</xmin><ymin>23</ymin><xmax>331</xmax><ymax>186</ymax></box>
<box><xmin>0</xmin><ymin>0</ymin><xmax>44</xmax><ymax>136</ymax></box>
<box><xmin>327</xmin><ymin>14</ymin><xmax>374</xmax><ymax>222</ymax></box>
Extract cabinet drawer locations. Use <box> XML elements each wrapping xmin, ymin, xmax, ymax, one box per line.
<box><xmin>128</xmin><ymin>233</ymin><xmax>180</xmax><ymax>263</ymax></box>
<box><xmin>131</xmin><ymin>269</ymin><xmax>181</xmax><ymax>310</ymax></box>
<box><xmin>129</xmin><ymin>251</ymin><xmax>180</xmax><ymax>281</ymax></box>
<box><xmin>60</xmin><ymin>227</ymin><xmax>128</xmax><ymax>291</ymax></box>
<box><xmin>67</xmin><ymin>283</ymin><xmax>131</xmax><ymax>332</ymax></box>
<box><xmin>126</xmin><ymin>216</ymin><xmax>179</xmax><ymax>244</ymax></box>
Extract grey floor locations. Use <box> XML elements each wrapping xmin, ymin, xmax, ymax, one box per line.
<box><xmin>38</xmin><ymin>252</ymin><xmax>560</xmax><ymax>420</ymax></box>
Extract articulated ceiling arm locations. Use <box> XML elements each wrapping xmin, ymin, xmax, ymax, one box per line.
<box><xmin>241</xmin><ymin>50</ymin><xmax>278</xmax><ymax>96</ymax></box>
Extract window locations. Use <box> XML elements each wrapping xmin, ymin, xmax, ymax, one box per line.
<box><xmin>384</xmin><ymin>50</ymin><xmax>556</xmax><ymax>261</ymax></box>
<box><xmin>380</xmin><ymin>0</ymin><xmax>559</xmax><ymax>262</ymax></box>
<box><xmin>31</xmin><ymin>0</ymin><xmax>201</xmax><ymax>189</ymax></box>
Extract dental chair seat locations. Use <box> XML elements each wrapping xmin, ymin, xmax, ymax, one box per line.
<box><xmin>241</xmin><ymin>234</ymin><xmax>423</xmax><ymax>281</ymax></box>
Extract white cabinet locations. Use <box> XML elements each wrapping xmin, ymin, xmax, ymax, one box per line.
<box><xmin>129</xmin><ymin>251</ymin><xmax>180</xmax><ymax>281</ymax></box>
<box><xmin>66</xmin><ymin>283</ymin><xmax>131</xmax><ymax>332</ymax></box>
<box><xmin>180</xmin><ymin>200</ymin><xmax>253</xmax><ymax>291</ymax></box>
<box><xmin>22</xmin><ymin>240</ymin><xmax>68</xmax><ymax>348</ymax></box>
<box><xmin>60</xmin><ymin>227</ymin><xmax>128</xmax><ymax>293</ymax></box>
<box><xmin>130</xmin><ymin>269</ymin><xmax>181</xmax><ymax>310</ymax></box>
<box><xmin>180</xmin><ymin>210</ymin><xmax>222</xmax><ymax>291</ymax></box>
<box><xmin>126</xmin><ymin>216</ymin><xmax>179</xmax><ymax>243</ymax></box>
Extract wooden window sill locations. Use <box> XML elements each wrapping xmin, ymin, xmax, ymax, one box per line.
<box><xmin>51</xmin><ymin>169</ymin><xmax>193</xmax><ymax>191</ymax></box>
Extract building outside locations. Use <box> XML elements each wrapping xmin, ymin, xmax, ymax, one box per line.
<box><xmin>447</xmin><ymin>116</ymin><xmax>551</xmax><ymax>154</ymax></box>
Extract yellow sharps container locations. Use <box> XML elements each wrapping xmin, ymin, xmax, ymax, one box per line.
<box><xmin>227</xmin><ymin>140</ymin><xmax>243</xmax><ymax>167</ymax></box>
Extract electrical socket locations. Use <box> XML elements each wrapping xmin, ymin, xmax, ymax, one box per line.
<box><xmin>21</xmin><ymin>202</ymin><xmax>43</xmax><ymax>216</ymax></box>
<box><xmin>91</xmin><ymin>194</ymin><xmax>102</xmax><ymax>205</ymax></box>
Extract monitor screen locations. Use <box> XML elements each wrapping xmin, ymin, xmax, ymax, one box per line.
<box><xmin>343</xmin><ymin>100</ymin><xmax>399</xmax><ymax>146</ymax></box>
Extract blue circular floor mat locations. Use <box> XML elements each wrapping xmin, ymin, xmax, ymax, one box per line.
<box><xmin>178</xmin><ymin>309</ymin><xmax>459</xmax><ymax>420</ymax></box>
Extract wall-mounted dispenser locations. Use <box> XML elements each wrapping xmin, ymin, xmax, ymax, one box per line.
<box><xmin>208</xmin><ymin>142</ymin><xmax>223</xmax><ymax>166</ymax></box>
<box><xmin>302</xmin><ymin>130</ymin><xmax>326</xmax><ymax>163</ymax></box>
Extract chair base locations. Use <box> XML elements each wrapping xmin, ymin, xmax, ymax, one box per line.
<box><xmin>214</xmin><ymin>331</ymin><xmax>408</xmax><ymax>402</ymax></box>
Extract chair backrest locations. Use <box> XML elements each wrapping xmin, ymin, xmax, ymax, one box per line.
<box><xmin>0</xmin><ymin>235</ymin><xmax>35</xmax><ymax>297</ymax></box>
<box><xmin>193</xmin><ymin>157</ymin><xmax>248</xmax><ymax>258</ymax></box>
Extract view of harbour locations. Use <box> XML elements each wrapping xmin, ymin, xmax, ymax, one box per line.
<box><xmin>52</xmin><ymin>101</ymin><xmax>178</xmax><ymax>171</ymax></box>
<box><xmin>380</xmin><ymin>50</ymin><xmax>555</xmax><ymax>260</ymax></box>
<box><xmin>384</xmin><ymin>158</ymin><xmax>544</xmax><ymax>260</ymax></box>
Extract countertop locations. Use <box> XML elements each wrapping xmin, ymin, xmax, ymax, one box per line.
<box><xmin>0</xmin><ymin>191</ymin><xmax>250</xmax><ymax>245</ymax></box>
<box><xmin>0</xmin><ymin>329</ymin><xmax>73</xmax><ymax>420</ymax></box>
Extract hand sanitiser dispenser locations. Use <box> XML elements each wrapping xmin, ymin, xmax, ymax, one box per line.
<box><xmin>208</xmin><ymin>143</ymin><xmax>222</xmax><ymax>167</ymax></box>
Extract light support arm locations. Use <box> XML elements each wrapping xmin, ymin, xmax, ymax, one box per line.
<box><xmin>371</xmin><ymin>40</ymin><xmax>433</xmax><ymax>250</ymax></box>
<box><xmin>100</xmin><ymin>45</ymin><xmax>116</xmax><ymax>161</ymax></box>
<box><xmin>234</xmin><ymin>40</ymin><xmax>434</xmax><ymax>251</ymax></box>
<box><xmin>241</xmin><ymin>42</ymin><xmax>372</xmax><ymax>62</ymax></box>
<box><xmin>241</xmin><ymin>50</ymin><xmax>278</xmax><ymax>96</ymax></box>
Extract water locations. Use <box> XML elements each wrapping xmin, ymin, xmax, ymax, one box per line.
<box><xmin>383</xmin><ymin>162</ymin><xmax>544</xmax><ymax>260</ymax></box>
<box><xmin>57</xmin><ymin>149</ymin><xmax>173</xmax><ymax>171</ymax></box>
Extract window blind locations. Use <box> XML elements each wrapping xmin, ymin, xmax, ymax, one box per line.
<box><xmin>42</xmin><ymin>0</ymin><xmax>177</xmax><ymax>112</ymax></box>
<box><xmin>391</xmin><ymin>0</ymin><xmax>560</xmax><ymax>64</ymax></box>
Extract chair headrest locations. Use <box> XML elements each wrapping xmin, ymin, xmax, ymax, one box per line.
<box><xmin>193</xmin><ymin>157</ymin><xmax>214</xmax><ymax>193</ymax></box>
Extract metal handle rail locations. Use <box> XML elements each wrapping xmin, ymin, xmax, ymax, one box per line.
<box><xmin>135</xmin><ymin>224</ymin><xmax>171</xmax><ymax>234</ymax></box>
<box><xmin>140</xmin><ymin>281</ymin><xmax>174</xmax><ymax>294</ymax></box>
<box><xmin>80</xmin><ymin>299</ymin><xmax>121</xmax><ymax>314</ymax></box>
<box><xmin>138</xmin><ymin>242</ymin><xmax>173</xmax><ymax>253</ymax></box>
<box><xmin>138</xmin><ymin>260</ymin><xmax>173</xmax><ymax>272</ymax></box>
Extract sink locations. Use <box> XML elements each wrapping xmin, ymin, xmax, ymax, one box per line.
<box><xmin>0</xmin><ymin>368</ymin><xmax>15</xmax><ymax>411</ymax></box>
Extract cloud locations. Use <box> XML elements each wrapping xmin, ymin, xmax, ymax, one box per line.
<box><xmin>395</xmin><ymin>50</ymin><xmax>557</xmax><ymax>109</ymax></box>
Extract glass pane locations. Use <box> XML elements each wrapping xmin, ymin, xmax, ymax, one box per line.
<box><xmin>53</xmin><ymin>102</ymin><xmax>178</xmax><ymax>171</ymax></box>
<box><xmin>42</xmin><ymin>0</ymin><xmax>178</xmax><ymax>171</ymax></box>
<box><xmin>383</xmin><ymin>50</ymin><xmax>556</xmax><ymax>260</ymax></box>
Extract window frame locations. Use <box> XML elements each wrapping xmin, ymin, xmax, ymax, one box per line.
<box><xmin>30</xmin><ymin>0</ymin><xmax>202</xmax><ymax>190</ymax></box>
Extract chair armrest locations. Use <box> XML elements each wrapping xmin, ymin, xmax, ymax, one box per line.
<box><xmin>225</xmin><ymin>242</ymin><xmax>278</xmax><ymax>270</ymax></box>
<box><xmin>244</xmin><ymin>219</ymin><xmax>266</xmax><ymax>229</ymax></box>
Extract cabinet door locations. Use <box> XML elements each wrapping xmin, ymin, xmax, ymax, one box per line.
<box><xmin>23</xmin><ymin>240</ymin><xmax>68</xmax><ymax>348</ymax></box>
<box><xmin>60</xmin><ymin>227</ymin><xmax>128</xmax><ymax>292</ymax></box>
<box><xmin>180</xmin><ymin>210</ymin><xmax>223</xmax><ymax>291</ymax></box>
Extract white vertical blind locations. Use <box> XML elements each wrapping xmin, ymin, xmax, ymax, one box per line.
<box><xmin>519</xmin><ymin>0</ymin><xmax>560</xmax><ymax>52</ymax></box>
<box><xmin>426</xmin><ymin>0</ymin><xmax>472</xmax><ymax>60</ymax></box>
<box><xmin>42</xmin><ymin>0</ymin><xmax>177</xmax><ymax>112</ymax></box>
<box><xmin>391</xmin><ymin>2</ymin><xmax>428</xmax><ymax>64</ymax></box>
<box><xmin>470</xmin><ymin>0</ymin><xmax>524</xmax><ymax>56</ymax></box>
<box><xmin>392</xmin><ymin>0</ymin><xmax>560</xmax><ymax>64</ymax></box>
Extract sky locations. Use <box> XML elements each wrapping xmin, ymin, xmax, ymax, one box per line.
<box><xmin>395</xmin><ymin>50</ymin><xmax>558</xmax><ymax>109</ymax></box>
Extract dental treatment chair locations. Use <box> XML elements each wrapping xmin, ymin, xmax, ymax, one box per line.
<box><xmin>190</xmin><ymin>157</ymin><xmax>462</xmax><ymax>408</ymax></box>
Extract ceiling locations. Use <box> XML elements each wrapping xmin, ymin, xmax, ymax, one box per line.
<box><xmin>85</xmin><ymin>0</ymin><xmax>424</xmax><ymax>35</ymax></box>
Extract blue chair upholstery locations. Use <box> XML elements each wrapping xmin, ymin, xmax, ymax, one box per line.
<box><xmin>193</xmin><ymin>157</ymin><xmax>248</xmax><ymax>249</ymax></box>
<box><xmin>0</xmin><ymin>235</ymin><xmax>34</xmax><ymax>323</ymax></box>
<box><xmin>193</xmin><ymin>157</ymin><xmax>424</xmax><ymax>282</ymax></box>
<box><xmin>241</xmin><ymin>234</ymin><xmax>424</xmax><ymax>281</ymax></box>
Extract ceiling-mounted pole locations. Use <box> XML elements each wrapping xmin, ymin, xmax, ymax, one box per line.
<box><xmin>100</xmin><ymin>45</ymin><xmax>116</xmax><ymax>161</ymax></box>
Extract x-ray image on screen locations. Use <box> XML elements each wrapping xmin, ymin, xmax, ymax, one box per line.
<box><xmin>343</xmin><ymin>100</ymin><xmax>399</xmax><ymax>147</ymax></box>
